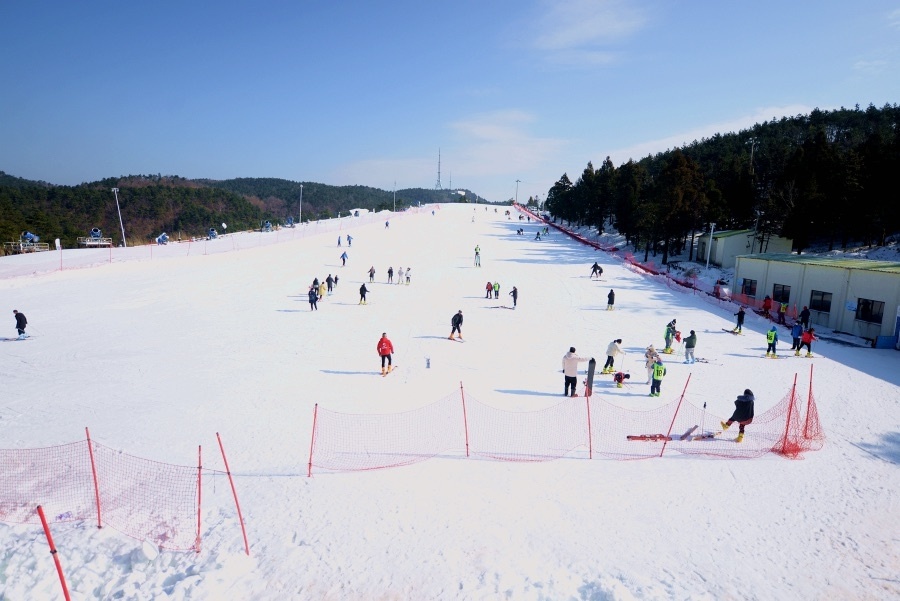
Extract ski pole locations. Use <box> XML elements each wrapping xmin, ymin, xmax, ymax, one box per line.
<box><xmin>618</xmin><ymin>351</ymin><xmax>626</xmax><ymax>372</ymax></box>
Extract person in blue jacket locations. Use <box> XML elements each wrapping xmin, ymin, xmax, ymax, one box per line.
<box><xmin>790</xmin><ymin>322</ymin><xmax>803</xmax><ymax>351</ymax></box>
<box><xmin>765</xmin><ymin>326</ymin><xmax>779</xmax><ymax>357</ymax></box>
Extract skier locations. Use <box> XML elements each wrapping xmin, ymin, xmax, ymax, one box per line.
<box><xmin>326</xmin><ymin>274</ymin><xmax>334</xmax><ymax>295</ymax></box>
<box><xmin>649</xmin><ymin>357</ymin><xmax>666</xmax><ymax>397</ymax></box>
<box><xmin>405</xmin><ymin>267</ymin><xmax>411</xmax><ymax>284</ymax></box>
<box><xmin>613</xmin><ymin>372</ymin><xmax>631</xmax><ymax>388</ymax></box>
<box><xmin>509</xmin><ymin>286</ymin><xmax>518</xmax><ymax>309</ymax></box>
<box><xmin>359</xmin><ymin>283</ymin><xmax>369</xmax><ymax>305</ymax></box>
<box><xmin>12</xmin><ymin>309</ymin><xmax>27</xmax><ymax>339</ymax></box>
<box><xmin>387</xmin><ymin>266</ymin><xmax>394</xmax><ymax>283</ymax></box>
<box><xmin>485</xmin><ymin>281</ymin><xmax>493</xmax><ymax>299</ymax></box>
<box><xmin>333</xmin><ymin>274</ymin><xmax>339</xmax><ymax>288</ymax></box>
<box><xmin>449</xmin><ymin>310</ymin><xmax>464</xmax><ymax>340</ymax></box>
<box><xmin>733</xmin><ymin>307</ymin><xmax>746</xmax><ymax>333</ymax></box>
<box><xmin>396</xmin><ymin>266</ymin><xmax>403</xmax><ymax>285</ymax></box>
<box><xmin>312</xmin><ymin>277</ymin><xmax>320</xmax><ymax>290</ymax></box>
<box><xmin>368</xmin><ymin>266</ymin><xmax>376</xmax><ymax>283</ymax></box>
<box><xmin>474</xmin><ymin>245</ymin><xmax>481</xmax><ymax>267</ymax></box>
<box><xmin>307</xmin><ymin>287</ymin><xmax>318</xmax><ymax>311</ymax></box>
<box><xmin>683</xmin><ymin>330</ymin><xmax>697</xmax><ymax>364</ymax></box>
<box><xmin>493</xmin><ymin>282</ymin><xmax>500</xmax><ymax>299</ymax></box>
<box><xmin>562</xmin><ymin>347</ymin><xmax>591</xmax><ymax>397</ymax></box>
<box><xmin>797</xmin><ymin>328</ymin><xmax>818</xmax><ymax>357</ymax></box>
<box><xmin>799</xmin><ymin>306</ymin><xmax>810</xmax><ymax>329</ymax></box>
<box><xmin>377</xmin><ymin>332</ymin><xmax>394</xmax><ymax>375</ymax></box>
<box><xmin>765</xmin><ymin>326</ymin><xmax>779</xmax><ymax>357</ymax></box>
<box><xmin>346</xmin><ymin>235</ymin><xmax>352</xmax><ymax>247</ymax></box>
<box><xmin>602</xmin><ymin>339</ymin><xmax>623</xmax><ymax>374</ymax></box>
<box><xmin>790</xmin><ymin>322</ymin><xmax>803</xmax><ymax>351</ymax></box>
<box><xmin>606</xmin><ymin>289</ymin><xmax>615</xmax><ymax>311</ymax></box>
<box><xmin>721</xmin><ymin>389</ymin><xmax>755</xmax><ymax>443</ymax></box>
<box><xmin>664</xmin><ymin>319</ymin><xmax>677</xmax><ymax>353</ymax></box>
<box><xmin>340</xmin><ymin>251</ymin><xmax>348</xmax><ymax>267</ymax></box>
<box><xmin>644</xmin><ymin>345</ymin><xmax>659</xmax><ymax>384</ymax></box>
<box><xmin>777</xmin><ymin>301</ymin><xmax>788</xmax><ymax>325</ymax></box>
<box><xmin>337</xmin><ymin>236</ymin><xmax>342</xmax><ymax>247</ymax></box>
<box><xmin>590</xmin><ymin>262</ymin><xmax>603</xmax><ymax>279</ymax></box>
<box><xmin>534</xmin><ymin>231</ymin><xmax>541</xmax><ymax>241</ymax></box>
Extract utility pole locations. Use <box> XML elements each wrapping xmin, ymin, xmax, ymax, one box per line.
<box><xmin>111</xmin><ymin>188</ymin><xmax>126</xmax><ymax>247</ymax></box>
<box><xmin>515</xmin><ymin>179</ymin><xmax>521</xmax><ymax>205</ymax></box>
<box><xmin>299</xmin><ymin>184</ymin><xmax>303</xmax><ymax>223</ymax></box>
<box><xmin>393</xmin><ymin>181</ymin><xmax>396</xmax><ymax>212</ymax></box>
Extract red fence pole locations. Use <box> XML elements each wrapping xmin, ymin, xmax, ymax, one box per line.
<box><xmin>195</xmin><ymin>445</ymin><xmax>202</xmax><ymax>553</ymax></box>
<box><xmin>585</xmin><ymin>397</ymin><xmax>593</xmax><ymax>460</ymax></box>
<box><xmin>84</xmin><ymin>427</ymin><xmax>102</xmax><ymax>529</ymax></box>
<box><xmin>460</xmin><ymin>381</ymin><xmax>470</xmax><ymax>457</ymax></box>
<box><xmin>36</xmin><ymin>505</ymin><xmax>72</xmax><ymax>601</ymax></box>
<box><xmin>659</xmin><ymin>373</ymin><xmax>692</xmax><ymax>458</ymax></box>
<box><xmin>216</xmin><ymin>433</ymin><xmax>250</xmax><ymax>556</ymax></box>
<box><xmin>307</xmin><ymin>404</ymin><xmax>319</xmax><ymax>477</ymax></box>
<box><xmin>804</xmin><ymin>364</ymin><xmax>814</xmax><ymax>438</ymax></box>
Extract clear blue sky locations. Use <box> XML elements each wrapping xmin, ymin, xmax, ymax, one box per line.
<box><xmin>3</xmin><ymin>0</ymin><xmax>899</xmax><ymax>202</ymax></box>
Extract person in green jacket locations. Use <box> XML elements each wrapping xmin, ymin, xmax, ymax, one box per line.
<box><xmin>650</xmin><ymin>358</ymin><xmax>666</xmax><ymax>397</ymax></box>
<box><xmin>683</xmin><ymin>330</ymin><xmax>697</xmax><ymax>364</ymax></box>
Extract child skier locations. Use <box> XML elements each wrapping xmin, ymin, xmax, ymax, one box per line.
<box><xmin>664</xmin><ymin>319</ymin><xmax>677</xmax><ymax>353</ymax></box>
<box><xmin>449</xmin><ymin>310</ymin><xmax>464</xmax><ymax>340</ymax></box>
<box><xmin>798</xmin><ymin>328</ymin><xmax>818</xmax><ymax>357</ymax></box>
<box><xmin>650</xmin><ymin>358</ymin><xmax>666</xmax><ymax>397</ymax></box>
<box><xmin>790</xmin><ymin>322</ymin><xmax>803</xmax><ymax>351</ymax></box>
<box><xmin>644</xmin><ymin>345</ymin><xmax>659</xmax><ymax>384</ymax></box>
<box><xmin>721</xmin><ymin>389</ymin><xmax>755</xmax><ymax>442</ymax></box>
<box><xmin>590</xmin><ymin>262</ymin><xmax>603</xmax><ymax>279</ymax></box>
<box><xmin>613</xmin><ymin>372</ymin><xmax>631</xmax><ymax>388</ymax></box>
<box><xmin>602</xmin><ymin>339</ymin><xmax>623</xmax><ymax>374</ymax></box>
<box><xmin>733</xmin><ymin>307</ymin><xmax>746</xmax><ymax>333</ymax></box>
<box><xmin>493</xmin><ymin>282</ymin><xmax>500</xmax><ymax>299</ymax></box>
<box><xmin>13</xmin><ymin>309</ymin><xmax>27</xmax><ymax>339</ymax></box>
<box><xmin>377</xmin><ymin>332</ymin><xmax>394</xmax><ymax>375</ymax></box>
<box><xmin>765</xmin><ymin>326</ymin><xmax>779</xmax><ymax>357</ymax></box>
<box><xmin>359</xmin><ymin>283</ymin><xmax>369</xmax><ymax>304</ymax></box>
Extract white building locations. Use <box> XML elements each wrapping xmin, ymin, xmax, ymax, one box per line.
<box><xmin>697</xmin><ymin>229</ymin><xmax>793</xmax><ymax>269</ymax></box>
<box><xmin>733</xmin><ymin>253</ymin><xmax>900</xmax><ymax>346</ymax></box>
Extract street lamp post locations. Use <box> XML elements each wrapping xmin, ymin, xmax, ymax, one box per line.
<box><xmin>705</xmin><ymin>222</ymin><xmax>716</xmax><ymax>269</ymax></box>
<box><xmin>515</xmin><ymin>179</ymin><xmax>520</xmax><ymax>205</ymax></box>
<box><xmin>111</xmin><ymin>188</ymin><xmax>126</xmax><ymax>247</ymax></box>
<box><xmin>299</xmin><ymin>184</ymin><xmax>303</xmax><ymax>224</ymax></box>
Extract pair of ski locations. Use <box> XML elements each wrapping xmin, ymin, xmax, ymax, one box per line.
<box><xmin>627</xmin><ymin>425</ymin><xmax>720</xmax><ymax>442</ymax></box>
<box><xmin>721</xmin><ymin>328</ymin><xmax>743</xmax><ymax>335</ymax></box>
<box><xmin>381</xmin><ymin>366</ymin><xmax>398</xmax><ymax>377</ymax></box>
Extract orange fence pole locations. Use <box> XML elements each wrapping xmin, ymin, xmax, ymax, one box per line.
<box><xmin>85</xmin><ymin>427</ymin><xmax>102</xmax><ymax>529</ymax></box>
<box><xmin>460</xmin><ymin>381</ymin><xmax>470</xmax><ymax>457</ymax></box>
<box><xmin>36</xmin><ymin>505</ymin><xmax>72</xmax><ymax>601</ymax></box>
<box><xmin>216</xmin><ymin>433</ymin><xmax>250</xmax><ymax>556</ymax></box>
<box><xmin>659</xmin><ymin>373</ymin><xmax>692</xmax><ymax>457</ymax></box>
<box><xmin>307</xmin><ymin>404</ymin><xmax>318</xmax><ymax>477</ymax></box>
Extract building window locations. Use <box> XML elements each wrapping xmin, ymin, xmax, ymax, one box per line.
<box><xmin>741</xmin><ymin>278</ymin><xmax>757</xmax><ymax>297</ymax></box>
<box><xmin>855</xmin><ymin>298</ymin><xmax>884</xmax><ymax>324</ymax></box>
<box><xmin>809</xmin><ymin>290</ymin><xmax>832</xmax><ymax>313</ymax></box>
<box><xmin>772</xmin><ymin>284</ymin><xmax>791</xmax><ymax>303</ymax></box>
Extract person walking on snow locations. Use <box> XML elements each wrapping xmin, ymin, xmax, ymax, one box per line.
<box><xmin>797</xmin><ymin>328</ymin><xmax>818</xmax><ymax>357</ymax></box>
<box><xmin>493</xmin><ymin>282</ymin><xmax>500</xmax><ymax>299</ymax></box>
<box><xmin>396</xmin><ymin>266</ymin><xmax>403</xmax><ymax>284</ymax></box>
<box><xmin>721</xmin><ymin>389</ymin><xmax>755</xmax><ymax>443</ymax></box>
<box><xmin>387</xmin><ymin>266</ymin><xmax>394</xmax><ymax>283</ymax></box>
<box><xmin>326</xmin><ymin>274</ymin><xmax>334</xmax><ymax>295</ymax></box>
<box><xmin>644</xmin><ymin>345</ymin><xmax>659</xmax><ymax>384</ymax></box>
<box><xmin>650</xmin><ymin>357</ymin><xmax>666</xmax><ymax>397</ymax></box>
<box><xmin>509</xmin><ymin>286</ymin><xmax>518</xmax><ymax>309</ymax></box>
<box><xmin>591</xmin><ymin>262</ymin><xmax>603</xmax><ymax>279</ymax></box>
<box><xmin>765</xmin><ymin>326</ymin><xmax>779</xmax><ymax>357</ymax></box>
<box><xmin>607</xmin><ymin>289</ymin><xmax>615</xmax><ymax>311</ymax></box>
<box><xmin>799</xmin><ymin>306</ymin><xmax>810</xmax><ymax>330</ymax></box>
<box><xmin>474</xmin><ymin>245</ymin><xmax>481</xmax><ymax>267</ymax></box>
<box><xmin>346</xmin><ymin>235</ymin><xmax>352</xmax><ymax>246</ymax></box>
<box><xmin>733</xmin><ymin>307</ymin><xmax>746</xmax><ymax>333</ymax></box>
<box><xmin>368</xmin><ymin>266</ymin><xmax>376</xmax><ymax>283</ymax></box>
<box><xmin>790</xmin><ymin>322</ymin><xmax>803</xmax><ymax>352</ymax></box>
<box><xmin>307</xmin><ymin>287</ymin><xmax>318</xmax><ymax>311</ymax></box>
<box><xmin>340</xmin><ymin>251</ymin><xmax>348</xmax><ymax>266</ymax></box>
<box><xmin>13</xmin><ymin>309</ymin><xmax>27</xmax><ymax>339</ymax></box>
<box><xmin>664</xmin><ymin>319</ymin><xmax>677</xmax><ymax>353</ymax></box>
<box><xmin>485</xmin><ymin>281</ymin><xmax>493</xmax><ymax>299</ymax></box>
<box><xmin>405</xmin><ymin>267</ymin><xmax>411</xmax><ymax>284</ymax></box>
<box><xmin>602</xmin><ymin>339</ymin><xmax>623</xmax><ymax>374</ymax></box>
<box><xmin>562</xmin><ymin>347</ymin><xmax>591</xmax><ymax>397</ymax></box>
<box><xmin>337</xmin><ymin>236</ymin><xmax>342</xmax><ymax>247</ymax></box>
<box><xmin>377</xmin><ymin>332</ymin><xmax>394</xmax><ymax>375</ymax></box>
<box><xmin>318</xmin><ymin>281</ymin><xmax>327</xmax><ymax>300</ymax></box>
<box><xmin>449</xmin><ymin>310</ymin><xmax>464</xmax><ymax>340</ymax></box>
<box><xmin>359</xmin><ymin>283</ymin><xmax>369</xmax><ymax>304</ymax></box>
<box><xmin>683</xmin><ymin>330</ymin><xmax>697</xmax><ymax>364</ymax></box>
<box><xmin>777</xmin><ymin>301</ymin><xmax>788</xmax><ymax>325</ymax></box>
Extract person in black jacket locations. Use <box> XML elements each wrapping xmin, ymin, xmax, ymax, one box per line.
<box><xmin>307</xmin><ymin>287</ymin><xmax>318</xmax><ymax>311</ymax></box>
<box><xmin>508</xmin><ymin>286</ymin><xmax>518</xmax><ymax>309</ymax></box>
<box><xmin>449</xmin><ymin>310</ymin><xmax>463</xmax><ymax>340</ymax></box>
<box><xmin>799</xmin><ymin>306</ymin><xmax>810</xmax><ymax>329</ymax></box>
<box><xmin>733</xmin><ymin>307</ymin><xmax>746</xmax><ymax>333</ymax></box>
<box><xmin>359</xmin><ymin>283</ymin><xmax>369</xmax><ymax>305</ymax></box>
<box><xmin>721</xmin><ymin>389</ymin><xmax>755</xmax><ymax>442</ymax></box>
<box><xmin>607</xmin><ymin>289</ymin><xmax>615</xmax><ymax>311</ymax></box>
<box><xmin>13</xmin><ymin>309</ymin><xmax>27</xmax><ymax>339</ymax></box>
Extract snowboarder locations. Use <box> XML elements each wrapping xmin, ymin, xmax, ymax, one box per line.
<box><xmin>590</xmin><ymin>262</ymin><xmax>603</xmax><ymax>279</ymax></box>
<box><xmin>797</xmin><ymin>328</ymin><xmax>818</xmax><ymax>357</ymax></box>
<box><xmin>799</xmin><ymin>306</ymin><xmax>810</xmax><ymax>329</ymax></box>
<box><xmin>493</xmin><ymin>282</ymin><xmax>500</xmax><ymax>299</ymax></box>
<box><xmin>13</xmin><ymin>309</ymin><xmax>27</xmax><ymax>339</ymax></box>
<box><xmin>359</xmin><ymin>283</ymin><xmax>369</xmax><ymax>305</ymax></box>
<box><xmin>644</xmin><ymin>345</ymin><xmax>659</xmax><ymax>384</ymax></box>
<box><xmin>485</xmin><ymin>281</ymin><xmax>493</xmax><ymax>299</ymax></box>
<box><xmin>474</xmin><ymin>245</ymin><xmax>481</xmax><ymax>267</ymax></box>
<box><xmin>607</xmin><ymin>289</ymin><xmax>615</xmax><ymax>311</ymax></box>
<box><xmin>765</xmin><ymin>326</ymin><xmax>779</xmax><ymax>357</ymax></box>
<box><xmin>650</xmin><ymin>358</ymin><xmax>666</xmax><ymax>397</ymax></box>
<box><xmin>387</xmin><ymin>266</ymin><xmax>394</xmax><ymax>283</ymax></box>
<box><xmin>613</xmin><ymin>372</ymin><xmax>631</xmax><ymax>388</ymax></box>
<box><xmin>683</xmin><ymin>330</ymin><xmax>697</xmax><ymax>364</ymax></box>
<box><xmin>326</xmin><ymin>274</ymin><xmax>334</xmax><ymax>295</ymax></box>
<box><xmin>346</xmin><ymin>235</ymin><xmax>352</xmax><ymax>247</ymax></box>
<box><xmin>509</xmin><ymin>286</ymin><xmax>518</xmax><ymax>309</ymax></box>
<box><xmin>721</xmin><ymin>389</ymin><xmax>755</xmax><ymax>442</ymax></box>
<box><xmin>377</xmin><ymin>332</ymin><xmax>394</xmax><ymax>375</ymax></box>
<box><xmin>307</xmin><ymin>287</ymin><xmax>318</xmax><ymax>311</ymax></box>
<box><xmin>340</xmin><ymin>251</ymin><xmax>348</xmax><ymax>267</ymax></box>
<box><xmin>602</xmin><ymin>339</ymin><xmax>623</xmax><ymax>374</ymax></box>
<box><xmin>449</xmin><ymin>310</ymin><xmax>464</xmax><ymax>340</ymax></box>
<box><xmin>777</xmin><ymin>301</ymin><xmax>788</xmax><ymax>325</ymax></box>
<box><xmin>664</xmin><ymin>319</ymin><xmax>677</xmax><ymax>353</ymax></box>
<box><xmin>368</xmin><ymin>266</ymin><xmax>376</xmax><ymax>283</ymax></box>
<box><xmin>562</xmin><ymin>347</ymin><xmax>591</xmax><ymax>397</ymax></box>
<box><xmin>733</xmin><ymin>307</ymin><xmax>746</xmax><ymax>333</ymax></box>
<box><xmin>790</xmin><ymin>322</ymin><xmax>803</xmax><ymax>351</ymax></box>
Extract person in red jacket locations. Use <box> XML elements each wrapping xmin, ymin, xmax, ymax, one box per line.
<box><xmin>797</xmin><ymin>328</ymin><xmax>818</xmax><ymax>357</ymax></box>
<box><xmin>377</xmin><ymin>332</ymin><xmax>394</xmax><ymax>375</ymax></box>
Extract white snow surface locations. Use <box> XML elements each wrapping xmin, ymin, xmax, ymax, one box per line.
<box><xmin>1</xmin><ymin>204</ymin><xmax>898</xmax><ymax>600</ymax></box>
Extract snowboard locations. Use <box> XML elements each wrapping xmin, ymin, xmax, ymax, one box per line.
<box><xmin>583</xmin><ymin>358</ymin><xmax>597</xmax><ymax>397</ymax></box>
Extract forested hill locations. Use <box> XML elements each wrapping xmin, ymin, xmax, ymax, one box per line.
<box><xmin>0</xmin><ymin>173</ymin><xmax>485</xmax><ymax>249</ymax></box>
<box><xmin>545</xmin><ymin>103</ymin><xmax>900</xmax><ymax>261</ymax></box>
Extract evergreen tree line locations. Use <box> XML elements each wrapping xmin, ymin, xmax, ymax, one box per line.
<box><xmin>0</xmin><ymin>172</ymin><xmax>483</xmax><ymax>249</ymax></box>
<box><xmin>544</xmin><ymin>104</ymin><xmax>900</xmax><ymax>263</ymax></box>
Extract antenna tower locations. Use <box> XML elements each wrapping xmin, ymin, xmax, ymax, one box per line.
<box><xmin>435</xmin><ymin>149</ymin><xmax>442</xmax><ymax>190</ymax></box>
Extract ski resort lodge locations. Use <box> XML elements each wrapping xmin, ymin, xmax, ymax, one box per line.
<box><xmin>697</xmin><ymin>229</ymin><xmax>793</xmax><ymax>269</ymax></box>
<box><xmin>733</xmin><ymin>254</ymin><xmax>900</xmax><ymax>348</ymax></box>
